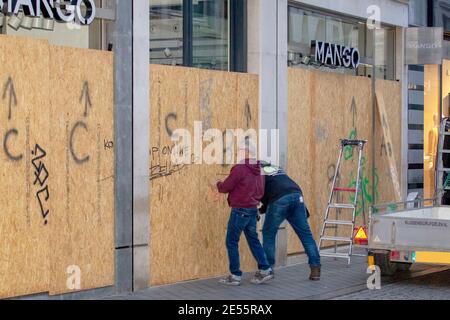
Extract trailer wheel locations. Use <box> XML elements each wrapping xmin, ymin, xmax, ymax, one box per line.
<box><xmin>395</xmin><ymin>262</ymin><xmax>412</xmax><ymax>272</ymax></box>
<box><xmin>374</xmin><ymin>252</ymin><xmax>398</xmax><ymax>276</ymax></box>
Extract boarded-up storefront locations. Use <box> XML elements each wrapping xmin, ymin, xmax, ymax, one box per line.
<box><xmin>287</xmin><ymin>67</ymin><xmax>402</xmax><ymax>254</ymax></box>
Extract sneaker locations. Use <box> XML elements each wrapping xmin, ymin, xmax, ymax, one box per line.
<box><xmin>219</xmin><ymin>275</ymin><xmax>242</xmax><ymax>286</ymax></box>
<box><xmin>309</xmin><ymin>266</ymin><xmax>321</xmax><ymax>281</ymax></box>
<box><xmin>251</xmin><ymin>269</ymin><xmax>274</xmax><ymax>285</ymax></box>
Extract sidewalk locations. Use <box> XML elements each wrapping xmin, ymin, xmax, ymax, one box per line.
<box><xmin>105</xmin><ymin>252</ymin><xmax>371</xmax><ymax>300</ymax></box>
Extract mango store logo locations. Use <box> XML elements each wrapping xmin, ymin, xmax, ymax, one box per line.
<box><xmin>1</xmin><ymin>0</ymin><xmax>96</xmax><ymax>25</ymax></box>
<box><xmin>311</xmin><ymin>40</ymin><xmax>361</xmax><ymax>69</ymax></box>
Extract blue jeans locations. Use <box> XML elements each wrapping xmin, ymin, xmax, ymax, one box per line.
<box><xmin>263</xmin><ymin>193</ymin><xmax>321</xmax><ymax>268</ymax></box>
<box><xmin>226</xmin><ymin>208</ymin><xmax>271</xmax><ymax>277</ymax></box>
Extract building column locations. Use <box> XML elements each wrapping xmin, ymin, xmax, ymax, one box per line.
<box><xmin>114</xmin><ymin>0</ymin><xmax>133</xmax><ymax>293</ymax></box>
<box><xmin>132</xmin><ymin>0</ymin><xmax>150</xmax><ymax>291</ymax></box>
<box><xmin>247</xmin><ymin>0</ymin><xmax>289</xmax><ymax>267</ymax></box>
<box><xmin>114</xmin><ymin>0</ymin><xmax>150</xmax><ymax>293</ymax></box>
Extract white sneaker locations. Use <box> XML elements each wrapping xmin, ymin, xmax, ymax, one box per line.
<box><xmin>219</xmin><ymin>275</ymin><xmax>242</xmax><ymax>286</ymax></box>
<box><xmin>251</xmin><ymin>269</ymin><xmax>274</xmax><ymax>285</ymax></box>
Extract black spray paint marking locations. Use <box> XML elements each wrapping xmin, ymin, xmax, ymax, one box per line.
<box><xmin>4</xmin><ymin>128</ymin><xmax>23</xmax><ymax>161</ymax></box>
<box><xmin>104</xmin><ymin>140</ymin><xmax>114</xmax><ymax>151</ymax></box>
<box><xmin>80</xmin><ymin>81</ymin><xmax>92</xmax><ymax>118</ymax></box>
<box><xmin>165</xmin><ymin>112</ymin><xmax>178</xmax><ymax>137</ymax></box>
<box><xmin>2</xmin><ymin>77</ymin><xmax>17</xmax><ymax>120</ymax></box>
<box><xmin>350</xmin><ymin>97</ymin><xmax>357</xmax><ymax>127</ymax></box>
<box><xmin>380</xmin><ymin>137</ymin><xmax>387</xmax><ymax>157</ymax></box>
<box><xmin>32</xmin><ymin>144</ymin><xmax>50</xmax><ymax>225</ymax></box>
<box><xmin>70</xmin><ymin>121</ymin><xmax>90</xmax><ymax>164</ymax></box>
<box><xmin>150</xmin><ymin>160</ymin><xmax>187</xmax><ymax>182</ymax></box>
<box><xmin>245</xmin><ymin>100</ymin><xmax>252</xmax><ymax>128</ymax></box>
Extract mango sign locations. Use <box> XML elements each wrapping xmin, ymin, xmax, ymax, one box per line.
<box><xmin>1</xmin><ymin>0</ymin><xmax>96</xmax><ymax>25</ymax></box>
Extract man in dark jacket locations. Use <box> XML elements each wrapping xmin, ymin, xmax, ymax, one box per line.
<box><xmin>260</xmin><ymin>163</ymin><xmax>321</xmax><ymax>281</ymax></box>
<box><xmin>216</xmin><ymin>145</ymin><xmax>274</xmax><ymax>286</ymax></box>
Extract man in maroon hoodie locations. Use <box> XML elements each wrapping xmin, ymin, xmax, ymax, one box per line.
<box><xmin>216</xmin><ymin>144</ymin><xmax>274</xmax><ymax>286</ymax></box>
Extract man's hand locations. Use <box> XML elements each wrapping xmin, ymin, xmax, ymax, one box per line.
<box><xmin>208</xmin><ymin>184</ymin><xmax>223</xmax><ymax>203</ymax></box>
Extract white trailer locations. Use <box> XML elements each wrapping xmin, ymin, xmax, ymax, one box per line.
<box><xmin>368</xmin><ymin>199</ymin><xmax>450</xmax><ymax>275</ymax></box>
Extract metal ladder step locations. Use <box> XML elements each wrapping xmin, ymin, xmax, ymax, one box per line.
<box><xmin>438</xmin><ymin>149</ymin><xmax>450</xmax><ymax>154</ymax></box>
<box><xmin>320</xmin><ymin>252</ymin><xmax>350</xmax><ymax>259</ymax></box>
<box><xmin>324</xmin><ymin>220</ymin><xmax>354</xmax><ymax>226</ymax></box>
<box><xmin>437</xmin><ymin>167</ymin><xmax>450</xmax><ymax>172</ymax></box>
<box><xmin>328</xmin><ymin>203</ymin><xmax>355</xmax><ymax>210</ymax></box>
<box><xmin>321</xmin><ymin>236</ymin><xmax>353</xmax><ymax>242</ymax></box>
<box><xmin>440</xmin><ymin>131</ymin><xmax>450</xmax><ymax>136</ymax></box>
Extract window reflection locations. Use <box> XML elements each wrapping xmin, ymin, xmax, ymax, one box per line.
<box><xmin>150</xmin><ymin>0</ymin><xmax>184</xmax><ymax>66</ymax></box>
<box><xmin>193</xmin><ymin>0</ymin><xmax>229</xmax><ymax>70</ymax></box>
<box><xmin>149</xmin><ymin>0</ymin><xmax>230</xmax><ymax>71</ymax></box>
<box><xmin>288</xmin><ymin>6</ymin><xmax>396</xmax><ymax>80</ymax></box>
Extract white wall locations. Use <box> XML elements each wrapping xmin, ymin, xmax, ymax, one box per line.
<box><xmin>292</xmin><ymin>0</ymin><xmax>409</xmax><ymax>27</ymax></box>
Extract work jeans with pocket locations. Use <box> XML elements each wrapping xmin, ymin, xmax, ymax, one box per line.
<box><xmin>263</xmin><ymin>193</ymin><xmax>321</xmax><ymax>268</ymax></box>
<box><xmin>226</xmin><ymin>208</ymin><xmax>270</xmax><ymax>277</ymax></box>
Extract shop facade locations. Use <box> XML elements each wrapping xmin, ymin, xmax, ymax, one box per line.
<box><xmin>0</xmin><ymin>0</ymin><xmax>437</xmax><ymax>299</ymax></box>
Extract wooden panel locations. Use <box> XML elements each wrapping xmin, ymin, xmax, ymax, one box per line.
<box><xmin>149</xmin><ymin>66</ymin><xmax>260</xmax><ymax>286</ymax></box>
<box><xmin>287</xmin><ymin>68</ymin><xmax>312</xmax><ymax>254</ymax></box>
<box><xmin>49</xmin><ymin>46</ymin><xmax>114</xmax><ymax>295</ymax></box>
<box><xmin>149</xmin><ymin>65</ymin><xmax>201</xmax><ymax>286</ymax></box>
<box><xmin>197</xmin><ymin>70</ymin><xmax>239</xmax><ymax>278</ymax></box>
<box><xmin>375</xmin><ymin>79</ymin><xmax>402</xmax><ymax>206</ymax></box>
<box><xmin>287</xmin><ymin>67</ymin><xmax>402</xmax><ymax>255</ymax></box>
<box><xmin>0</xmin><ymin>35</ymin><xmax>50</xmax><ymax>299</ymax></box>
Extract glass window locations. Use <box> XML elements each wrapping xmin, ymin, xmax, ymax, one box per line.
<box><xmin>192</xmin><ymin>0</ymin><xmax>229</xmax><ymax>70</ymax></box>
<box><xmin>150</xmin><ymin>0</ymin><xmax>232</xmax><ymax>71</ymax></box>
<box><xmin>149</xmin><ymin>0</ymin><xmax>184</xmax><ymax>66</ymax></box>
<box><xmin>288</xmin><ymin>5</ymin><xmax>396</xmax><ymax>80</ymax></box>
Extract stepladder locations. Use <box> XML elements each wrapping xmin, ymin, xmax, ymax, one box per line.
<box><xmin>437</xmin><ymin>118</ymin><xmax>450</xmax><ymax>205</ymax></box>
<box><xmin>319</xmin><ymin>139</ymin><xmax>367</xmax><ymax>265</ymax></box>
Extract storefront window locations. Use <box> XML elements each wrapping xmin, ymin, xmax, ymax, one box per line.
<box><xmin>193</xmin><ymin>0</ymin><xmax>229</xmax><ymax>70</ymax></box>
<box><xmin>149</xmin><ymin>0</ymin><xmax>184</xmax><ymax>66</ymax></box>
<box><xmin>150</xmin><ymin>0</ymin><xmax>232</xmax><ymax>71</ymax></box>
<box><xmin>0</xmin><ymin>0</ymin><xmax>104</xmax><ymax>50</ymax></box>
<box><xmin>288</xmin><ymin>5</ymin><xmax>396</xmax><ymax>80</ymax></box>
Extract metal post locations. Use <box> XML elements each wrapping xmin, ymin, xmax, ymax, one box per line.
<box><xmin>372</xmin><ymin>28</ymin><xmax>377</xmax><ymax>209</ymax></box>
<box><xmin>114</xmin><ymin>0</ymin><xmax>133</xmax><ymax>293</ymax></box>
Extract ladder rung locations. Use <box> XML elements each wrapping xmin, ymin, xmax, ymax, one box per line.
<box><xmin>439</xmin><ymin>150</ymin><xmax>450</xmax><ymax>154</ymax></box>
<box><xmin>329</xmin><ymin>204</ymin><xmax>355</xmax><ymax>210</ymax></box>
<box><xmin>320</xmin><ymin>252</ymin><xmax>350</xmax><ymax>259</ymax></box>
<box><xmin>438</xmin><ymin>168</ymin><xmax>450</xmax><ymax>172</ymax></box>
<box><xmin>440</xmin><ymin>131</ymin><xmax>450</xmax><ymax>136</ymax></box>
<box><xmin>324</xmin><ymin>220</ymin><xmax>354</xmax><ymax>226</ymax></box>
<box><xmin>321</xmin><ymin>236</ymin><xmax>353</xmax><ymax>242</ymax></box>
<box><xmin>333</xmin><ymin>187</ymin><xmax>357</xmax><ymax>193</ymax></box>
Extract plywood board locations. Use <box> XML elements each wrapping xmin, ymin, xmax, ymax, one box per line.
<box><xmin>49</xmin><ymin>46</ymin><xmax>114</xmax><ymax>295</ymax></box>
<box><xmin>287</xmin><ymin>67</ymin><xmax>402</xmax><ymax>255</ymax></box>
<box><xmin>286</xmin><ymin>68</ymin><xmax>313</xmax><ymax>254</ymax></box>
<box><xmin>149</xmin><ymin>65</ymin><xmax>201</xmax><ymax>286</ymax></box>
<box><xmin>149</xmin><ymin>66</ymin><xmax>260</xmax><ymax>286</ymax></box>
<box><xmin>376</xmin><ymin>92</ymin><xmax>401</xmax><ymax>201</ymax></box>
<box><xmin>375</xmin><ymin>79</ymin><xmax>402</xmax><ymax>206</ymax></box>
<box><xmin>0</xmin><ymin>35</ymin><xmax>50</xmax><ymax>299</ymax></box>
